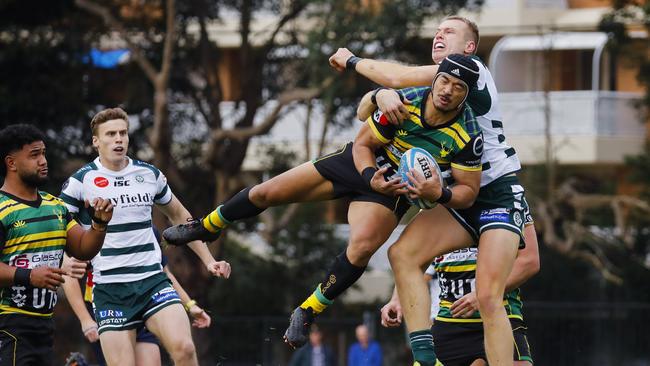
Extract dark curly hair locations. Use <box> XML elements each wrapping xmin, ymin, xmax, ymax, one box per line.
<box><xmin>0</xmin><ymin>124</ymin><xmax>46</xmax><ymax>176</ymax></box>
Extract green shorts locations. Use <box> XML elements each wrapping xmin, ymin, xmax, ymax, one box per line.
<box><xmin>93</xmin><ymin>272</ymin><xmax>181</xmax><ymax>334</ymax></box>
<box><xmin>446</xmin><ymin>175</ymin><xmax>528</xmax><ymax>248</ymax></box>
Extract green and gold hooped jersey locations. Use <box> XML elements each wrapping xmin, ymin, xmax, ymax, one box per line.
<box><xmin>0</xmin><ymin>191</ymin><xmax>76</xmax><ymax>317</ymax></box>
<box><xmin>366</xmin><ymin>87</ymin><xmax>483</xmax><ymax>185</ymax></box>
<box><xmin>432</xmin><ymin>248</ymin><xmax>523</xmax><ymax>323</ymax></box>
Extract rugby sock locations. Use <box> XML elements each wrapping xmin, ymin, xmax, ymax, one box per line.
<box><xmin>409</xmin><ymin>329</ymin><xmax>440</xmax><ymax>365</ymax></box>
<box><xmin>202</xmin><ymin>205</ymin><xmax>230</xmax><ymax>233</ymax></box>
<box><xmin>300</xmin><ymin>284</ymin><xmax>332</xmax><ymax>314</ymax></box>
<box><xmin>202</xmin><ymin>187</ymin><xmax>264</xmax><ymax>232</ymax></box>
<box><xmin>318</xmin><ymin>251</ymin><xmax>366</xmax><ymax>301</ymax></box>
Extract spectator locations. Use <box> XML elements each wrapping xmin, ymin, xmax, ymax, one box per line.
<box><xmin>289</xmin><ymin>325</ymin><xmax>337</xmax><ymax>366</ymax></box>
<box><xmin>348</xmin><ymin>324</ymin><xmax>382</xmax><ymax>366</ymax></box>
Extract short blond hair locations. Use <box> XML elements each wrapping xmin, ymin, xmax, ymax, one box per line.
<box><xmin>90</xmin><ymin>108</ymin><xmax>129</xmax><ymax>135</ymax></box>
<box><xmin>442</xmin><ymin>15</ymin><xmax>480</xmax><ymax>53</ymax></box>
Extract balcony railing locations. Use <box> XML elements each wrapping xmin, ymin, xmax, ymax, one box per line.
<box><xmin>499</xmin><ymin>90</ymin><xmax>646</xmax><ymax>164</ymax></box>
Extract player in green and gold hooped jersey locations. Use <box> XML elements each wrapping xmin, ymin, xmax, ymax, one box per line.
<box><xmin>162</xmin><ymin>55</ymin><xmax>483</xmax><ymax>354</ymax></box>
<box><xmin>340</xmin><ymin>16</ymin><xmax>540</xmax><ymax>366</ymax></box>
<box><xmin>0</xmin><ymin>124</ymin><xmax>113</xmax><ymax>365</ymax></box>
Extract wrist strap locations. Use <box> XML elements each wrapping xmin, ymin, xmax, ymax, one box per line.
<box><xmin>91</xmin><ymin>221</ymin><xmax>107</xmax><ymax>232</ymax></box>
<box><xmin>361</xmin><ymin>167</ymin><xmax>377</xmax><ymax>188</ymax></box>
<box><xmin>371</xmin><ymin>87</ymin><xmax>388</xmax><ymax>105</ymax></box>
<box><xmin>184</xmin><ymin>299</ymin><xmax>197</xmax><ymax>312</ymax></box>
<box><xmin>346</xmin><ymin>56</ymin><xmax>362</xmax><ymax>71</ymax></box>
<box><xmin>88</xmin><ymin>207</ymin><xmax>110</xmax><ymax>225</ymax></box>
<box><xmin>14</xmin><ymin>268</ymin><xmax>31</xmax><ymax>286</ymax></box>
<box><xmin>437</xmin><ymin>187</ymin><xmax>452</xmax><ymax>204</ymax></box>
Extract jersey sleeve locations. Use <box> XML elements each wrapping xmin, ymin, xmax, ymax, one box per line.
<box><xmin>425</xmin><ymin>263</ymin><xmax>437</xmax><ymax>276</ymax></box>
<box><xmin>59</xmin><ymin>177</ymin><xmax>84</xmax><ymax>215</ymax></box>
<box><xmin>398</xmin><ymin>86</ymin><xmax>429</xmax><ymax>103</ymax></box>
<box><xmin>467</xmin><ymin>58</ymin><xmax>492</xmax><ymax>116</ymax></box>
<box><xmin>59</xmin><ymin>201</ymin><xmax>79</xmax><ymax>233</ymax></box>
<box><xmin>0</xmin><ymin>221</ymin><xmax>5</xmax><ymax>252</ymax></box>
<box><xmin>366</xmin><ymin>109</ymin><xmax>396</xmax><ymax>143</ymax></box>
<box><xmin>450</xmin><ymin>132</ymin><xmax>483</xmax><ymax>172</ymax></box>
<box><xmin>154</xmin><ymin>171</ymin><xmax>173</xmax><ymax>205</ymax></box>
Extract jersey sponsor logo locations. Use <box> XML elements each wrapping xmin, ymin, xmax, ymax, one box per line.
<box><xmin>473</xmin><ymin>135</ymin><xmax>484</xmax><ymax>156</ymax></box>
<box><xmin>114</xmin><ymin>180</ymin><xmax>130</xmax><ymax>187</ymax></box>
<box><xmin>11</xmin><ymin>286</ymin><xmax>27</xmax><ymax>307</ymax></box>
<box><xmin>108</xmin><ymin>192</ymin><xmax>155</xmax><ymax>207</ymax></box>
<box><xmin>10</xmin><ymin>254</ymin><xmax>29</xmax><ymax>268</ymax></box>
<box><xmin>373</xmin><ymin>110</ymin><xmax>389</xmax><ymax>126</ymax></box>
<box><xmin>94</xmin><ymin>177</ymin><xmax>109</xmax><ymax>188</ymax></box>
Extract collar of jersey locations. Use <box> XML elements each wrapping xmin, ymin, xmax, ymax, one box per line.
<box><xmin>94</xmin><ymin>156</ymin><xmax>132</xmax><ymax>174</ymax></box>
<box><xmin>0</xmin><ymin>190</ymin><xmax>43</xmax><ymax>208</ymax></box>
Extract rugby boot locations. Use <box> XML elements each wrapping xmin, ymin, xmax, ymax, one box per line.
<box><xmin>162</xmin><ymin>217</ymin><xmax>221</xmax><ymax>245</ymax></box>
<box><xmin>283</xmin><ymin>306</ymin><xmax>315</xmax><ymax>348</ymax></box>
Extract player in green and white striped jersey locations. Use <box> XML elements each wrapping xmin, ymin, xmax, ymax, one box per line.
<box><xmin>60</xmin><ymin>108</ymin><xmax>231</xmax><ymax>366</ymax></box>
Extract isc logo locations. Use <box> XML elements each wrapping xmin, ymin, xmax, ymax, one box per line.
<box><xmin>114</xmin><ymin>181</ymin><xmax>130</xmax><ymax>187</ymax></box>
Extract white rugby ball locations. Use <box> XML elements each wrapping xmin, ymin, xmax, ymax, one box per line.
<box><xmin>398</xmin><ymin>147</ymin><xmax>444</xmax><ymax>209</ymax></box>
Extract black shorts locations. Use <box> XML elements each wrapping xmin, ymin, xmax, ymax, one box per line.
<box><xmin>431</xmin><ymin>318</ymin><xmax>533</xmax><ymax>365</ymax></box>
<box><xmin>313</xmin><ymin>142</ymin><xmax>410</xmax><ymax>218</ymax></box>
<box><xmin>0</xmin><ymin>313</ymin><xmax>55</xmax><ymax>366</ymax></box>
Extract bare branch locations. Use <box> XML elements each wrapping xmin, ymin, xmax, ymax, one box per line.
<box><xmin>159</xmin><ymin>0</ymin><xmax>176</xmax><ymax>86</ymax></box>
<box><xmin>208</xmin><ymin>77</ymin><xmax>333</xmax><ymax>143</ymax></box>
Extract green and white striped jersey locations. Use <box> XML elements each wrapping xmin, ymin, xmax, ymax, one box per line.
<box><xmin>60</xmin><ymin>157</ymin><xmax>172</xmax><ymax>284</ymax></box>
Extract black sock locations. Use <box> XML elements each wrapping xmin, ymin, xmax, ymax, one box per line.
<box><xmin>220</xmin><ymin>187</ymin><xmax>265</xmax><ymax>221</ymax></box>
<box><xmin>319</xmin><ymin>251</ymin><xmax>366</xmax><ymax>301</ymax></box>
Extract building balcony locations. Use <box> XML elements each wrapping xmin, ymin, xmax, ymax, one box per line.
<box><xmin>500</xmin><ymin>90</ymin><xmax>646</xmax><ymax>164</ymax></box>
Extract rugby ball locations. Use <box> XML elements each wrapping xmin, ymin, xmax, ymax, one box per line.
<box><xmin>398</xmin><ymin>147</ymin><xmax>445</xmax><ymax>209</ymax></box>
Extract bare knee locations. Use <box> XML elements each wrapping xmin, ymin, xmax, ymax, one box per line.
<box><xmin>169</xmin><ymin>338</ymin><xmax>196</xmax><ymax>362</ymax></box>
<box><xmin>476</xmin><ymin>289</ymin><xmax>504</xmax><ymax>318</ymax></box>
<box><xmin>348</xmin><ymin>233</ymin><xmax>383</xmax><ymax>265</ymax></box>
<box><xmin>249</xmin><ymin>183</ymin><xmax>282</xmax><ymax>207</ymax></box>
<box><xmin>388</xmin><ymin>243</ymin><xmax>411</xmax><ymax>270</ymax></box>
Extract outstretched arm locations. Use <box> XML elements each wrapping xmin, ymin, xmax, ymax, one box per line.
<box><xmin>61</xmin><ymin>265</ymin><xmax>99</xmax><ymax>342</ymax></box>
<box><xmin>329</xmin><ymin>48</ymin><xmax>438</xmax><ymax>88</ymax></box>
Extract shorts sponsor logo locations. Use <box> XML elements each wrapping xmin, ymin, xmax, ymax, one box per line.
<box><xmin>513</xmin><ymin>211</ymin><xmax>523</xmax><ymax>227</ymax></box>
<box><xmin>94</xmin><ymin>177</ymin><xmax>109</xmax><ymax>188</ymax></box>
<box><xmin>151</xmin><ymin>287</ymin><xmax>179</xmax><ymax>304</ymax></box>
<box><xmin>98</xmin><ymin>309</ymin><xmax>124</xmax><ymax>319</ymax></box>
<box><xmin>479</xmin><ymin>208</ymin><xmax>510</xmax><ymax>223</ymax></box>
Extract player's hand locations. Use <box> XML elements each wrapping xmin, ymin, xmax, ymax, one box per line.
<box><xmin>206</xmin><ymin>260</ymin><xmax>231</xmax><ymax>279</ymax></box>
<box><xmin>29</xmin><ymin>266</ymin><xmax>66</xmax><ymax>291</ymax></box>
<box><xmin>406</xmin><ymin>169</ymin><xmax>442</xmax><ymax>202</ymax></box>
<box><xmin>450</xmin><ymin>291</ymin><xmax>479</xmax><ymax>318</ymax></box>
<box><xmin>329</xmin><ymin>48</ymin><xmax>355</xmax><ymax>72</ymax></box>
<box><xmin>61</xmin><ymin>256</ymin><xmax>88</xmax><ymax>279</ymax></box>
<box><xmin>85</xmin><ymin>198</ymin><xmax>114</xmax><ymax>225</ymax></box>
<box><xmin>81</xmin><ymin>319</ymin><xmax>99</xmax><ymax>342</ymax></box>
<box><xmin>376</xmin><ymin>89</ymin><xmax>412</xmax><ymax>125</ymax></box>
<box><xmin>189</xmin><ymin>304</ymin><xmax>212</xmax><ymax>328</ymax></box>
<box><xmin>370</xmin><ymin>167</ymin><xmax>408</xmax><ymax>196</ymax></box>
<box><xmin>380</xmin><ymin>300</ymin><xmax>403</xmax><ymax>327</ymax></box>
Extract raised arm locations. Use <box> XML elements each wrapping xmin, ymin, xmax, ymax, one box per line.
<box><xmin>329</xmin><ymin>48</ymin><xmax>437</xmax><ymax>88</ymax></box>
